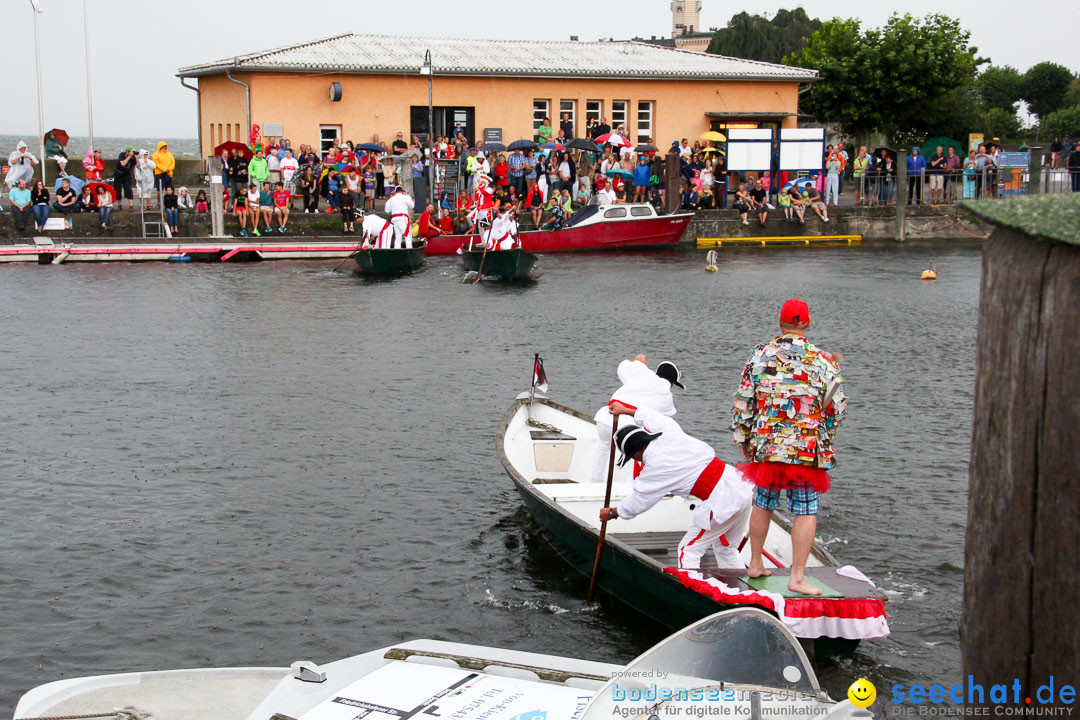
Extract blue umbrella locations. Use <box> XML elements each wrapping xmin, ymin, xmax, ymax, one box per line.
<box><xmin>54</xmin><ymin>175</ymin><xmax>85</xmax><ymax>193</ymax></box>
<box><xmin>605</xmin><ymin>169</ymin><xmax>634</xmax><ymax>180</ymax></box>
<box><xmin>356</xmin><ymin>142</ymin><xmax>383</xmax><ymax>152</ymax></box>
<box><xmin>781</xmin><ymin>177</ymin><xmax>814</xmax><ymax>193</ymax></box>
<box><xmin>543</xmin><ymin>142</ymin><xmax>566</xmax><ymax>151</ymax></box>
<box><xmin>508</xmin><ymin>139</ymin><xmax>538</xmax><ymax>151</ymax></box>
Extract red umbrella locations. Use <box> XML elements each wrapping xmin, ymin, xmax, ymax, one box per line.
<box><xmin>595</xmin><ymin>133</ymin><xmax>632</xmax><ymax>148</ymax></box>
<box><xmin>213</xmin><ymin>141</ymin><xmax>252</xmax><ymax>160</ymax></box>
<box><xmin>86</xmin><ymin>181</ymin><xmax>115</xmax><ymax>205</ymax></box>
<box><xmin>45</xmin><ymin>128</ymin><xmax>70</xmax><ymax>147</ymax></box>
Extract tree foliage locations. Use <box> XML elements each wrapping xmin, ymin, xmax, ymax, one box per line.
<box><xmin>1041</xmin><ymin>105</ymin><xmax>1080</xmax><ymax>140</ymax></box>
<box><xmin>1021</xmin><ymin>62</ymin><xmax>1075</xmax><ymax>120</ymax></box>
<box><xmin>706</xmin><ymin>9</ymin><xmax>822</xmax><ymax>64</ymax></box>
<box><xmin>975</xmin><ymin>66</ymin><xmax>1023</xmax><ymax>112</ymax></box>
<box><xmin>1066</xmin><ymin>78</ymin><xmax>1080</xmax><ymax>109</ymax></box>
<box><xmin>786</xmin><ymin>14</ymin><xmax>981</xmax><ymax>143</ymax></box>
<box><xmin>983</xmin><ymin>107</ymin><xmax>1022</xmax><ymax>139</ymax></box>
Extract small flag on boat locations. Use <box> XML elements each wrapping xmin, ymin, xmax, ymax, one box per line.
<box><xmin>533</xmin><ymin>355</ymin><xmax>549</xmax><ymax>393</ymax></box>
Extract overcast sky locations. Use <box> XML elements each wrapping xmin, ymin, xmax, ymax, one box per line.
<box><xmin>3</xmin><ymin>0</ymin><xmax>1078</xmax><ymax>139</ymax></box>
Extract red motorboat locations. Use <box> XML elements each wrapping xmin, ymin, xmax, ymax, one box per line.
<box><xmin>424</xmin><ymin>203</ymin><xmax>693</xmax><ymax>255</ymax></box>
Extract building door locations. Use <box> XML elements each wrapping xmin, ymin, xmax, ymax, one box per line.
<box><xmin>411</xmin><ymin>106</ymin><xmax>476</xmax><ymax>146</ymax></box>
<box><xmin>319</xmin><ymin>125</ymin><xmax>342</xmax><ymax>154</ymax></box>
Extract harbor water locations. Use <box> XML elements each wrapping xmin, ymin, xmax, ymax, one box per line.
<box><xmin>0</xmin><ymin>244</ymin><xmax>980</xmax><ymax>713</ymax></box>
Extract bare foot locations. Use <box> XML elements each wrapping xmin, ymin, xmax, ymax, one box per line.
<box><xmin>747</xmin><ymin>563</ymin><xmax>772</xmax><ymax>578</ymax></box>
<box><xmin>787</xmin><ymin>577</ymin><xmax>822</xmax><ymax>596</ymax></box>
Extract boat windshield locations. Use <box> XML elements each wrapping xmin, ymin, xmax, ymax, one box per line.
<box><xmin>581</xmin><ymin>609</ymin><xmax>818</xmax><ymax>720</ymax></box>
<box><xmin>564</xmin><ymin>205</ymin><xmax>599</xmax><ymax>227</ymax></box>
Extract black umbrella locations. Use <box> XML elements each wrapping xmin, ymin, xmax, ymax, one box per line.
<box><xmin>482</xmin><ymin>143</ymin><xmax>508</xmax><ymax>153</ymax></box>
<box><xmin>356</xmin><ymin>142</ymin><xmax>383</xmax><ymax>152</ymax></box>
<box><xmin>872</xmin><ymin>146</ymin><xmax>897</xmax><ymax>161</ymax></box>
<box><xmin>508</xmin><ymin>139</ymin><xmax>538</xmax><ymax>151</ymax></box>
<box><xmin>567</xmin><ymin>138</ymin><xmax>601</xmax><ymax>153</ymax></box>
<box><xmin>635</xmin><ymin>143</ymin><xmax>659</xmax><ymax>153</ymax></box>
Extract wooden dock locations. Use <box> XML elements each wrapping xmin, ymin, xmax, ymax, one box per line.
<box><xmin>697</xmin><ymin>235</ymin><xmax>862</xmax><ymax>248</ymax></box>
<box><xmin>0</xmin><ymin>238</ymin><xmax>361</xmax><ymax>264</ymax></box>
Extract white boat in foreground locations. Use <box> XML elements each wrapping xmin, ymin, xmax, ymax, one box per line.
<box><xmin>14</xmin><ymin>609</ymin><xmax>864</xmax><ymax>720</ymax></box>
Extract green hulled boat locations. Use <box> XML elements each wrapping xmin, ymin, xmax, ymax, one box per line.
<box><xmin>354</xmin><ymin>241</ymin><xmax>426</xmax><ymax>274</ymax></box>
<box><xmin>462</xmin><ymin>247</ymin><xmax>536</xmax><ymax>280</ymax></box>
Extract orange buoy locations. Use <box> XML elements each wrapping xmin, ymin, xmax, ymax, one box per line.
<box><xmin>921</xmin><ymin>270</ymin><xmax>937</xmax><ymax>280</ymax></box>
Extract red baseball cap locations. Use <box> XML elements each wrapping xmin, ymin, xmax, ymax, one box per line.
<box><xmin>780</xmin><ymin>298</ymin><xmax>810</xmax><ymax>325</ymax></box>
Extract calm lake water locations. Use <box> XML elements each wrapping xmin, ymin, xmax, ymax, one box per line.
<box><xmin>0</xmin><ymin>243</ymin><xmax>981</xmax><ymax>714</ymax></box>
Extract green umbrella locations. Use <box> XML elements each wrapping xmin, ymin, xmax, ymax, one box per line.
<box><xmin>921</xmin><ymin>136</ymin><xmax>965</xmax><ymax>155</ymax></box>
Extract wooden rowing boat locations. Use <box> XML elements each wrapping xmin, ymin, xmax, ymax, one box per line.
<box><xmin>496</xmin><ymin>391</ymin><xmax>890</xmax><ymax>660</ymax></box>
<box><xmin>354</xmin><ymin>240</ymin><xmax>427</xmax><ymax>274</ymax></box>
<box><xmin>461</xmin><ymin>247</ymin><xmax>536</xmax><ymax>280</ymax></box>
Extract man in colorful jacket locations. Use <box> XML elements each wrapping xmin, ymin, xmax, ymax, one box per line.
<box><xmin>731</xmin><ymin>298</ymin><xmax>846</xmax><ymax>595</ymax></box>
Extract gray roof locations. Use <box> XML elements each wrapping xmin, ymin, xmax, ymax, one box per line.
<box><xmin>177</xmin><ymin>33</ymin><xmax>817</xmax><ymax>82</ymax></box>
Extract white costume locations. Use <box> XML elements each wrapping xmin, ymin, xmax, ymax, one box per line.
<box><xmin>383</xmin><ymin>190</ymin><xmax>415</xmax><ymax>248</ymax></box>
<box><xmin>592</xmin><ymin>359</ymin><xmax>676</xmax><ymax>482</ymax></box>
<box><xmin>135</xmin><ymin>151</ymin><xmax>155</xmax><ymax>199</ymax></box>
<box><xmin>617</xmin><ymin>407</ymin><xmax>753</xmax><ymax>570</ymax></box>
<box><xmin>487</xmin><ymin>211</ymin><xmax>517</xmax><ymax>250</ymax></box>
<box><xmin>361</xmin><ymin>213</ymin><xmax>394</xmax><ymax>249</ymax></box>
<box><xmin>5</xmin><ymin>143</ymin><xmax>38</xmax><ymax>187</ymax></box>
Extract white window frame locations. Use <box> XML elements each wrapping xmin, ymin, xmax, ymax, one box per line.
<box><xmin>319</xmin><ymin>124</ymin><xmax>342</xmax><ymax>154</ymax></box>
<box><xmin>636</xmin><ymin>101</ymin><xmax>654</xmax><ymax>144</ymax></box>
<box><xmin>586</xmin><ymin>100</ymin><xmax>603</xmax><ymax>125</ymax></box>
<box><xmin>533</xmin><ymin>99</ymin><xmax>551</xmax><ymax>137</ymax></box>
<box><xmin>612</xmin><ymin>100</ymin><xmax>628</xmax><ymax>135</ymax></box>
<box><xmin>559</xmin><ymin>100</ymin><xmax>576</xmax><ymax>138</ymax></box>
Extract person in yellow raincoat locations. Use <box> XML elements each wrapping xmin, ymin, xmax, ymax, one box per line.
<box><xmin>152</xmin><ymin>141</ymin><xmax>176</xmax><ymax>192</ymax></box>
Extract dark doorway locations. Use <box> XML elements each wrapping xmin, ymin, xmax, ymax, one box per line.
<box><xmin>411</xmin><ymin>106</ymin><xmax>475</xmax><ymax>145</ymax></box>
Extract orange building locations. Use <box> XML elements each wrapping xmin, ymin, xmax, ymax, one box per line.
<box><xmin>178</xmin><ymin>34</ymin><xmax>816</xmax><ymax>158</ymax></box>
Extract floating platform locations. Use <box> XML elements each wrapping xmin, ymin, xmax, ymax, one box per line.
<box><xmin>697</xmin><ymin>234</ymin><xmax>862</xmax><ymax>248</ymax></box>
<box><xmin>0</xmin><ymin>238</ymin><xmax>361</xmax><ymax>264</ymax></box>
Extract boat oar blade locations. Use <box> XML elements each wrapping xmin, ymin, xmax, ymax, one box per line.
<box><xmin>462</xmin><ymin>270</ymin><xmax>478</xmax><ymax>283</ymax></box>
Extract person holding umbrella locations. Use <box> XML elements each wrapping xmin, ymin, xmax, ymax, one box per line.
<box><xmin>44</xmin><ymin>131</ymin><xmax>68</xmax><ymax>177</ymax></box>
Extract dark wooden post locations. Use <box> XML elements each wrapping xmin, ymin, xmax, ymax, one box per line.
<box><xmin>895</xmin><ymin>149</ymin><xmax>907</xmax><ymax>243</ymax></box>
<box><xmin>962</xmin><ymin>196</ymin><xmax>1080</xmax><ymax>706</ymax></box>
<box><xmin>665</xmin><ymin>153</ymin><xmax>680</xmax><ymax>215</ymax></box>
<box><xmin>1028</xmin><ymin>146</ymin><xmax>1042</xmax><ymax>195</ymax></box>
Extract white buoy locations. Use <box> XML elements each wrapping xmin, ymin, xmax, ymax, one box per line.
<box><xmin>705</xmin><ymin>249</ymin><xmax>718</xmax><ymax>272</ymax></box>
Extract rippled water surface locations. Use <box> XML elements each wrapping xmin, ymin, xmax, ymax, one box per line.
<box><xmin>0</xmin><ymin>243</ymin><xmax>981</xmax><ymax>713</ymax></box>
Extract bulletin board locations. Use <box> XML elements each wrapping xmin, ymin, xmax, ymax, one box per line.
<box><xmin>779</xmin><ymin>128</ymin><xmax>825</xmax><ymax>170</ymax></box>
<box><xmin>726</xmin><ymin>129</ymin><xmax>774</xmax><ymax>171</ymax></box>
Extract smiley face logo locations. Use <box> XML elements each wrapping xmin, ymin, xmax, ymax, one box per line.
<box><xmin>848</xmin><ymin>678</ymin><xmax>876</xmax><ymax>708</ymax></box>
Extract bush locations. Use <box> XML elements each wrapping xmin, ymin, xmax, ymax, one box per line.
<box><xmin>1040</xmin><ymin>105</ymin><xmax>1080</xmax><ymax>140</ymax></box>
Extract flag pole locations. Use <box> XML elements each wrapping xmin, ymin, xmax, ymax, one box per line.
<box><xmin>83</xmin><ymin>0</ymin><xmax>95</xmax><ymax>152</ymax></box>
<box><xmin>31</xmin><ymin>0</ymin><xmax>47</xmax><ymax>188</ymax></box>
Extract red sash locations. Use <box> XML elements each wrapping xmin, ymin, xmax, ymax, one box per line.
<box><xmin>690</xmin><ymin>457</ymin><xmax>726</xmax><ymax>500</ymax></box>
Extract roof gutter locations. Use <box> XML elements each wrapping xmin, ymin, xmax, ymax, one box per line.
<box><xmin>179</xmin><ymin>76</ymin><xmax>203</xmax><ymax>161</ymax></box>
<box><xmin>225</xmin><ymin>67</ymin><xmax>251</xmax><ymax>137</ymax></box>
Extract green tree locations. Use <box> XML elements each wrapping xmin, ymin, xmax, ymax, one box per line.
<box><xmin>974</xmin><ymin>65</ymin><xmax>1023</xmax><ymax>112</ymax></box>
<box><xmin>984</xmin><ymin>107</ymin><xmax>1022</xmax><ymax>139</ymax></box>
<box><xmin>1041</xmin><ymin>105</ymin><xmax>1080</xmax><ymax>140</ymax></box>
<box><xmin>1021</xmin><ymin>62</ymin><xmax>1075</xmax><ymax>121</ymax></box>
<box><xmin>706</xmin><ymin>9</ymin><xmax>822</xmax><ymax>64</ymax></box>
<box><xmin>787</xmin><ymin>14</ymin><xmax>981</xmax><ymax>142</ymax></box>
<box><xmin>1063</xmin><ymin>77</ymin><xmax>1080</xmax><ymax>108</ymax></box>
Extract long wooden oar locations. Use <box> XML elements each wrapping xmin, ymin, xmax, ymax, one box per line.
<box><xmin>587</xmin><ymin>415</ymin><xmax>619</xmax><ymax>603</ymax></box>
<box><xmin>332</xmin><ymin>244</ymin><xmax>362</xmax><ymax>272</ymax></box>
<box><xmin>472</xmin><ymin>221</ymin><xmax>494</xmax><ymax>284</ymax></box>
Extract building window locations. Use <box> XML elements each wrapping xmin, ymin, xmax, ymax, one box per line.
<box><xmin>559</xmin><ymin>100</ymin><xmax>576</xmax><ymax>137</ymax></box>
<box><xmin>533</xmin><ymin>99</ymin><xmax>550</xmax><ymax>138</ymax></box>
<box><xmin>320</xmin><ymin>125</ymin><xmax>342</xmax><ymax>154</ymax></box>
<box><xmin>612</xmin><ymin>100</ymin><xmax>628</xmax><ymax>135</ymax></box>
<box><xmin>636</xmin><ymin>101</ymin><xmax>654</xmax><ymax>144</ymax></box>
<box><xmin>586</xmin><ymin>100</ymin><xmax>603</xmax><ymax>125</ymax></box>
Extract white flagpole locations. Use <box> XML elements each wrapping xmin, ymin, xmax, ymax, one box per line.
<box><xmin>31</xmin><ymin>0</ymin><xmax>46</xmax><ymax>187</ymax></box>
<box><xmin>83</xmin><ymin>0</ymin><xmax>94</xmax><ymax>152</ymax></box>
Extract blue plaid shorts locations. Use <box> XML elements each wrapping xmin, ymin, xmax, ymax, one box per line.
<box><xmin>754</xmin><ymin>484</ymin><xmax>819</xmax><ymax>515</ymax></box>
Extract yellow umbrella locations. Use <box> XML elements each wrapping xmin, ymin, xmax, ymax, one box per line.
<box><xmin>699</xmin><ymin>131</ymin><xmax>727</xmax><ymax>142</ymax></box>
<box><xmin>701</xmin><ymin>147</ymin><xmax>725</xmax><ymax>155</ymax></box>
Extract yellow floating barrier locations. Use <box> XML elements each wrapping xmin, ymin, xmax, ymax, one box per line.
<box><xmin>697</xmin><ymin>235</ymin><xmax>862</xmax><ymax>249</ymax></box>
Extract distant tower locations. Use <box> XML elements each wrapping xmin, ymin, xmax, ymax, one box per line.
<box><xmin>671</xmin><ymin>0</ymin><xmax>702</xmax><ymax>37</ymax></box>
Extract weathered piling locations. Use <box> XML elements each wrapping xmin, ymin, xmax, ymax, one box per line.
<box><xmin>962</xmin><ymin>195</ymin><xmax>1080</xmax><ymax>705</ymax></box>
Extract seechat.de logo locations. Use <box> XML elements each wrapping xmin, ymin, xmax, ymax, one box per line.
<box><xmin>892</xmin><ymin>676</ymin><xmax>1075</xmax><ymax>712</ymax></box>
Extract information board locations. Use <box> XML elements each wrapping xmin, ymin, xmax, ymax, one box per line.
<box><xmin>262</xmin><ymin>122</ymin><xmax>283</xmax><ymax>137</ymax></box>
<box><xmin>779</xmin><ymin>128</ymin><xmax>825</xmax><ymax>170</ymax></box>
<box><xmin>483</xmin><ymin>128</ymin><xmax>503</xmax><ymax>144</ymax></box>
<box><xmin>726</xmin><ymin>128</ymin><xmax>773</xmax><ymax>171</ymax></box>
